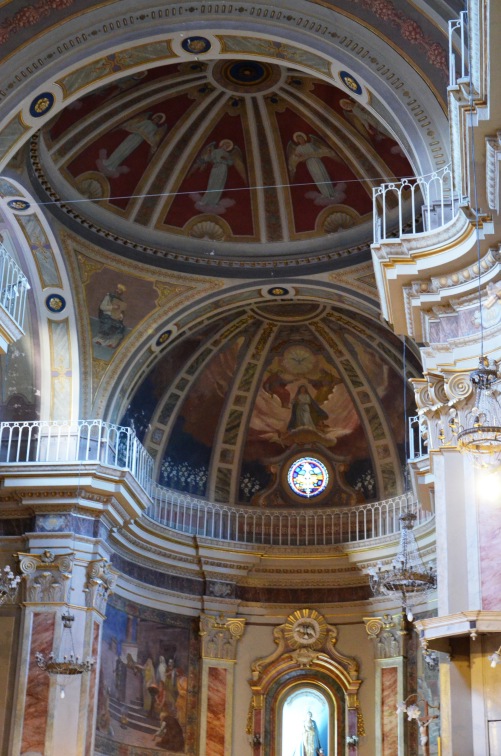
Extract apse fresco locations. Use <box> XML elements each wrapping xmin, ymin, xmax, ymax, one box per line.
<box><xmin>41</xmin><ymin>59</ymin><xmax>414</xmax><ymax>247</ymax></box>
<box><xmin>159</xmin><ymin>336</ymin><xmax>247</xmax><ymax>496</ymax></box>
<box><xmin>94</xmin><ymin>596</ymin><xmax>199</xmax><ymax>756</ymax></box>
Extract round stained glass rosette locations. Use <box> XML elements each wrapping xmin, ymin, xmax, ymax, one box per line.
<box><xmin>287</xmin><ymin>457</ymin><xmax>329</xmax><ymax>498</ymax></box>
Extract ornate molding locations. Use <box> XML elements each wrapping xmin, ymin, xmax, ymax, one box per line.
<box><xmin>84</xmin><ymin>558</ymin><xmax>118</xmax><ymax>615</ymax></box>
<box><xmin>16</xmin><ymin>550</ymin><xmax>74</xmax><ymax>604</ymax></box>
<box><xmin>199</xmin><ymin>613</ymin><xmax>246</xmax><ymax>661</ymax></box>
<box><xmin>251</xmin><ymin>608</ymin><xmax>358</xmax><ymax>679</ymax></box>
<box><xmin>364</xmin><ymin>613</ymin><xmax>408</xmax><ymax>659</ymax></box>
<box><xmin>486</xmin><ymin>133</ymin><xmax>501</xmax><ymax>211</ymax></box>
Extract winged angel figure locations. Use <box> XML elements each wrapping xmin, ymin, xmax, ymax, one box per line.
<box><xmin>287</xmin><ymin>132</ymin><xmax>345</xmax><ymax>205</ymax></box>
<box><xmin>191</xmin><ymin>139</ymin><xmax>247</xmax><ymax>213</ymax></box>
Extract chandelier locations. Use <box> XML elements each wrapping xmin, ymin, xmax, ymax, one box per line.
<box><xmin>369</xmin><ymin>509</ymin><xmax>436</xmax><ymax>622</ymax></box>
<box><xmin>0</xmin><ymin>564</ymin><xmax>21</xmax><ymax>605</ymax></box>
<box><xmin>456</xmin><ymin>356</ymin><xmax>501</xmax><ymax>468</ymax></box>
<box><xmin>36</xmin><ymin>610</ymin><xmax>94</xmax><ymax>698</ymax></box>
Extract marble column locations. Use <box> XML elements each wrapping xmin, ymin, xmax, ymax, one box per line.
<box><xmin>364</xmin><ymin>613</ymin><xmax>408</xmax><ymax>756</ymax></box>
<box><xmin>199</xmin><ymin>613</ymin><xmax>246</xmax><ymax>756</ymax></box>
<box><xmin>8</xmin><ymin>550</ymin><xmax>117</xmax><ymax>756</ymax></box>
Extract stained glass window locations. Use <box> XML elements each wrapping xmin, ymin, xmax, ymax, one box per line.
<box><xmin>287</xmin><ymin>457</ymin><xmax>329</xmax><ymax>498</ymax></box>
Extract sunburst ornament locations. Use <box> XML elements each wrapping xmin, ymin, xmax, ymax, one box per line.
<box><xmin>283</xmin><ymin>609</ymin><xmax>328</xmax><ymax>650</ymax></box>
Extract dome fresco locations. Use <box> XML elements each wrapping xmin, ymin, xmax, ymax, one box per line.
<box><xmin>38</xmin><ymin>58</ymin><xmax>414</xmax><ymax>263</ymax></box>
<box><xmin>121</xmin><ymin>302</ymin><xmax>420</xmax><ymax>506</ymax></box>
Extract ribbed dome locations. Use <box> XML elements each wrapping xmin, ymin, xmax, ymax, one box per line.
<box><xmin>122</xmin><ymin>300</ymin><xmax>419</xmax><ymax>506</ymax></box>
<box><xmin>38</xmin><ymin>58</ymin><xmax>413</xmax><ymax>264</ymax></box>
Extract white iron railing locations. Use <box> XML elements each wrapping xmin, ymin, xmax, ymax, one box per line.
<box><xmin>0</xmin><ymin>244</ymin><xmax>30</xmax><ymax>332</ymax></box>
<box><xmin>0</xmin><ymin>420</ymin><xmax>153</xmax><ymax>497</ymax></box>
<box><xmin>408</xmin><ymin>414</ymin><xmax>429</xmax><ymax>460</ymax></box>
<box><xmin>147</xmin><ymin>486</ymin><xmax>433</xmax><ymax>547</ymax></box>
<box><xmin>373</xmin><ymin>165</ymin><xmax>458</xmax><ymax>243</ymax></box>
<box><xmin>0</xmin><ymin>420</ymin><xmax>434</xmax><ymax>546</ymax></box>
<box><xmin>449</xmin><ymin>10</ymin><xmax>468</xmax><ymax>88</ymax></box>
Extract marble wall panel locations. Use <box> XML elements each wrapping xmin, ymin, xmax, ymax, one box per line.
<box><xmin>381</xmin><ymin>666</ymin><xmax>398</xmax><ymax>756</ymax></box>
<box><xmin>21</xmin><ymin>611</ymin><xmax>56</xmax><ymax>754</ymax></box>
<box><xmin>478</xmin><ymin>504</ymin><xmax>501</xmax><ymax>610</ymax></box>
<box><xmin>206</xmin><ymin>666</ymin><xmax>227</xmax><ymax>756</ymax></box>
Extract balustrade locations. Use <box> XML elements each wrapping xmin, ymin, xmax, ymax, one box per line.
<box><xmin>0</xmin><ymin>420</ymin><xmax>434</xmax><ymax>546</ymax></box>
<box><xmin>0</xmin><ymin>244</ymin><xmax>30</xmax><ymax>333</ymax></box>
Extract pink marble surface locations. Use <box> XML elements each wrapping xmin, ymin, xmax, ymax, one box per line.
<box><xmin>381</xmin><ymin>666</ymin><xmax>398</xmax><ymax>756</ymax></box>
<box><xmin>86</xmin><ymin>621</ymin><xmax>100</xmax><ymax>756</ymax></box>
<box><xmin>478</xmin><ymin>504</ymin><xmax>501</xmax><ymax>610</ymax></box>
<box><xmin>22</xmin><ymin>612</ymin><xmax>55</xmax><ymax>753</ymax></box>
<box><xmin>206</xmin><ymin>666</ymin><xmax>227</xmax><ymax>756</ymax></box>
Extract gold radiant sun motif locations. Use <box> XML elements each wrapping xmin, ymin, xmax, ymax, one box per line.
<box><xmin>284</xmin><ymin>609</ymin><xmax>328</xmax><ymax>650</ymax></box>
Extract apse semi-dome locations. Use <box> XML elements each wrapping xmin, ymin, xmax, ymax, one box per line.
<box><xmin>36</xmin><ymin>58</ymin><xmax>414</xmax><ymax>265</ymax></box>
<box><xmin>121</xmin><ymin>301</ymin><xmax>420</xmax><ymax>507</ymax></box>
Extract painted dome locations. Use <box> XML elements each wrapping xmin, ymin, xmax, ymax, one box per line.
<box><xmin>37</xmin><ymin>58</ymin><xmax>413</xmax><ymax>265</ymax></box>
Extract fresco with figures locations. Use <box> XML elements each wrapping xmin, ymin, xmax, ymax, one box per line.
<box><xmin>122</xmin><ymin>306</ymin><xmax>418</xmax><ymax>505</ymax></box>
<box><xmin>42</xmin><ymin>59</ymin><xmax>414</xmax><ymax>247</ymax></box>
<box><xmin>94</xmin><ymin>596</ymin><xmax>200</xmax><ymax>756</ymax></box>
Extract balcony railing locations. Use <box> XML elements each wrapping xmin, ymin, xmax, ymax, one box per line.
<box><xmin>408</xmin><ymin>414</ymin><xmax>429</xmax><ymax>460</ymax></box>
<box><xmin>373</xmin><ymin>165</ymin><xmax>458</xmax><ymax>243</ymax></box>
<box><xmin>147</xmin><ymin>486</ymin><xmax>433</xmax><ymax>547</ymax></box>
<box><xmin>449</xmin><ymin>10</ymin><xmax>468</xmax><ymax>88</ymax></box>
<box><xmin>0</xmin><ymin>244</ymin><xmax>30</xmax><ymax>333</ymax></box>
<box><xmin>0</xmin><ymin>419</ymin><xmax>153</xmax><ymax>497</ymax></box>
<box><xmin>0</xmin><ymin>420</ymin><xmax>434</xmax><ymax>546</ymax></box>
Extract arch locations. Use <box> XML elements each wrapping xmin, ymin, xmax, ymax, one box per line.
<box><xmin>248</xmin><ymin>609</ymin><xmax>362</xmax><ymax>755</ymax></box>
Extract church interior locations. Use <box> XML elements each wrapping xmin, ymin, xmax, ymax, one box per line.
<box><xmin>0</xmin><ymin>0</ymin><xmax>500</xmax><ymax>754</ymax></box>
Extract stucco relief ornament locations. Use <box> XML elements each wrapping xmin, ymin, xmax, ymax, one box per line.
<box><xmin>251</xmin><ymin>608</ymin><xmax>359</xmax><ymax>677</ymax></box>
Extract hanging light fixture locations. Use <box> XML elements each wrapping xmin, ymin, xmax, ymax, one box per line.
<box><xmin>370</xmin><ymin>337</ymin><xmax>436</xmax><ymax>621</ymax></box>
<box><xmin>35</xmin><ymin>610</ymin><xmax>94</xmax><ymax>698</ymax></box>
<box><xmin>0</xmin><ymin>564</ymin><xmax>21</xmax><ymax>605</ymax></box>
<box><xmin>369</xmin><ymin>510</ymin><xmax>436</xmax><ymax>622</ymax></box>
<box><xmin>456</xmin><ymin>356</ymin><xmax>501</xmax><ymax>467</ymax></box>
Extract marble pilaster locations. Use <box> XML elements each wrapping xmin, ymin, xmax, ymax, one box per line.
<box><xmin>364</xmin><ymin>613</ymin><xmax>408</xmax><ymax>756</ymax></box>
<box><xmin>8</xmin><ymin>550</ymin><xmax>117</xmax><ymax>756</ymax></box>
<box><xmin>199</xmin><ymin>613</ymin><xmax>246</xmax><ymax>756</ymax></box>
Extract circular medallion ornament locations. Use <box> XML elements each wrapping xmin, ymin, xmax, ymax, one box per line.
<box><xmin>29</xmin><ymin>92</ymin><xmax>55</xmax><ymax>118</ymax></box>
<box><xmin>339</xmin><ymin>71</ymin><xmax>362</xmax><ymax>95</ymax></box>
<box><xmin>156</xmin><ymin>330</ymin><xmax>172</xmax><ymax>347</ymax></box>
<box><xmin>7</xmin><ymin>199</ymin><xmax>30</xmax><ymax>211</ymax></box>
<box><xmin>284</xmin><ymin>609</ymin><xmax>329</xmax><ymax>650</ymax></box>
<box><xmin>46</xmin><ymin>294</ymin><xmax>66</xmax><ymax>313</ymax></box>
<box><xmin>287</xmin><ymin>456</ymin><xmax>329</xmax><ymax>498</ymax></box>
<box><xmin>211</xmin><ymin>59</ymin><xmax>283</xmax><ymax>94</ymax></box>
<box><xmin>267</xmin><ymin>286</ymin><xmax>289</xmax><ymax>297</ymax></box>
<box><xmin>181</xmin><ymin>36</ymin><xmax>211</xmax><ymax>55</ymax></box>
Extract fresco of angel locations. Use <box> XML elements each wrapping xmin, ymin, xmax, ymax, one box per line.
<box><xmin>97</xmin><ymin>111</ymin><xmax>168</xmax><ymax>178</ymax></box>
<box><xmin>287</xmin><ymin>132</ymin><xmax>344</xmax><ymax>204</ymax></box>
<box><xmin>339</xmin><ymin>98</ymin><xmax>394</xmax><ymax>142</ymax></box>
<box><xmin>191</xmin><ymin>139</ymin><xmax>247</xmax><ymax>213</ymax></box>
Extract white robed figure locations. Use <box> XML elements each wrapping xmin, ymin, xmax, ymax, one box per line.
<box><xmin>287</xmin><ymin>132</ymin><xmax>340</xmax><ymax>199</ymax></box>
<box><xmin>97</xmin><ymin>112</ymin><xmax>167</xmax><ymax>177</ymax></box>
<box><xmin>298</xmin><ymin>711</ymin><xmax>324</xmax><ymax>756</ymax></box>
<box><xmin>192</xmin><ymin>139</ymin><xmax>247</xmax><ymax>210</ymax></box>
